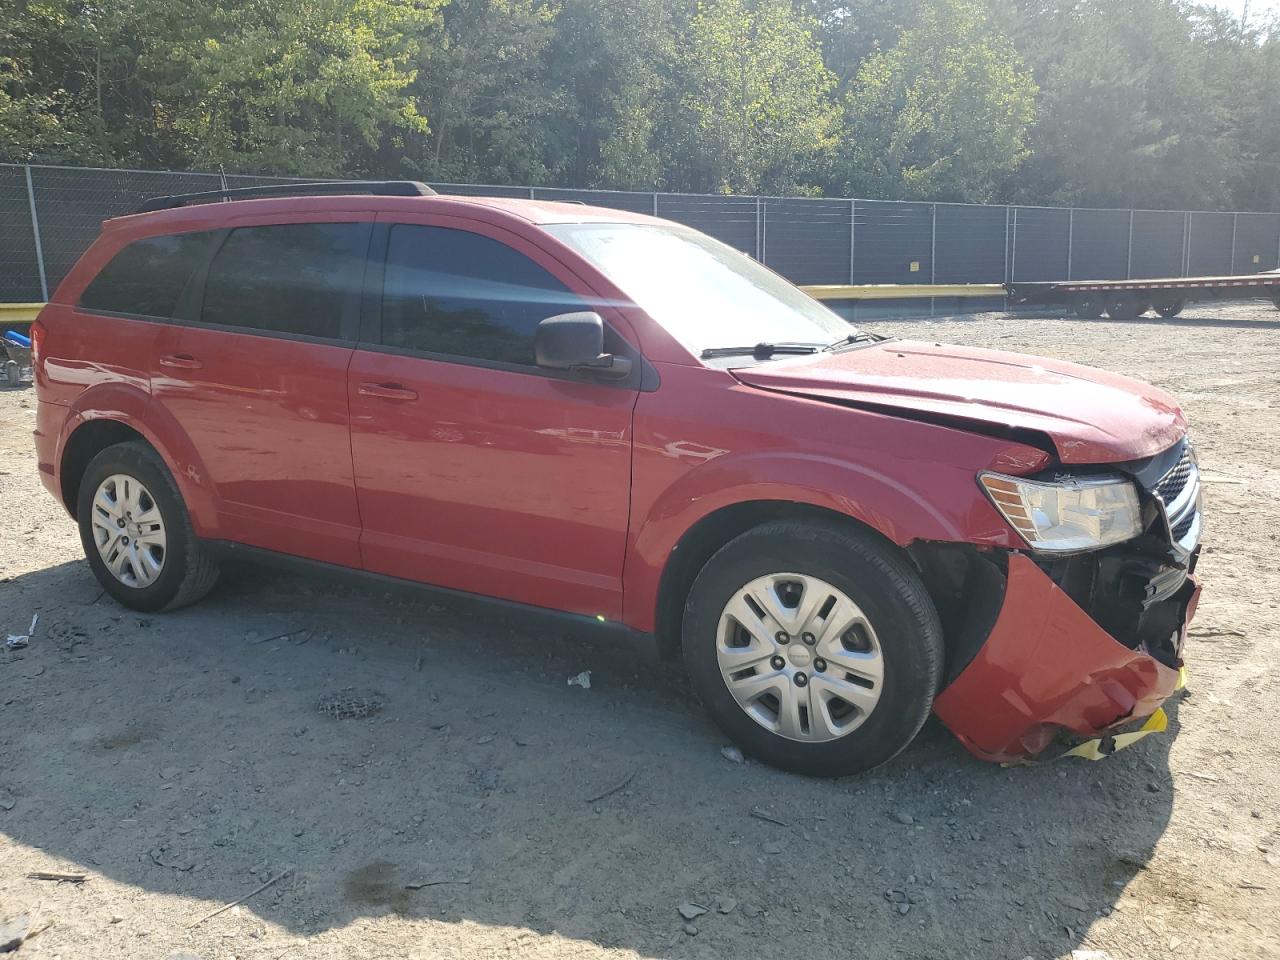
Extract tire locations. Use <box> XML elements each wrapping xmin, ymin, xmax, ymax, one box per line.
<box><xmin>1154</xmin><ymin>299</ymin><xmax>1184</xmax><ymax>318</ymax></box>
<box><xmin>1105</xmin><ymin>295</ymin><xmax>1149</xmax><ymax>321</ymax></box>
<box><xmin>1073</xmin><ymin>295</ymin><xmax>1104</xmax><ymax>319</ymax></box>
<box><xmin>76</xmin><ymin>440</ymin><xmax>219</xmax><ymax>612</ymax></box>
<box><xmin>682</xmin><ymin>520</ymin><xmax>944</xmax><ymax>777</ymax></box>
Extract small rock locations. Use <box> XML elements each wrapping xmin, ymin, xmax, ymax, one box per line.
<box><xmin>892</xmin><ymin>811</ymin><xmax>914</xmax><ymax>825</ymax></box>
<box><xmin>476</xmin><ymin>735</ymin><xmax>495</xmax><ymax>745</ymax></box>
<box><xmin>716</xmin><ymin>896</ymin><xmax>737</xmax><ymax>914</ymax></box>
<box><xmin>1252</xmin><ymin>810</ymin><xmax>1262</xmax><ymax>819</ymax></box>
<box><xmin>763</xmin><ymin>842</ymin><xmax>783</xmax><ymax>855</ymax></box>
<box><xmin>896</xmin><ymin>902</ymin><xmax>910</xmax><ymax>915</ymax></box>
<box><xmin>567</xmin><ymin>671</ymin><xmax>592</xmax><ymax>689</ymax></box>
<box><xmin>678</xmin><ymin>902</ymin><xmax>708</xmax><ymax>921</ymax></box>
<box><xmin>683</xmin><ymin>923</ymin><xmax>698</xmax><ymax>936</ymax></box>
<box><xmin>159</xmin><ymin>766</ymin><xmax>181</xmax><ymax>781</ymax></box>
<box><xmin>109</xmin><ymin>915</ymin><xmax>125</xmax><ymax>924</ymax></box>
<box><xmin>720</xmin><ymin>746</ymin><xmax>745</xmax><ymax>764</ymax></box>
<box><xmin>293</xmin><ymin>828</ymin><xmax>304</xmax><ymax>838</ymax></box>
<box><xmin>0</xmin><ymin>794</ymin><xmax>14</xmax><ymax>812</ymax></box>
<box><xmin>0</xmin><ymin>914</ymin><xmax>30</xmax><ymax>952</ymax></box>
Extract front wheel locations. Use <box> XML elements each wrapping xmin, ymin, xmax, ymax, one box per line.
<box><xmin>77</xmin><ymin>441</ymin><xmax>220</xmax><ymax>611</ymax></box>
<box><xmin>682</xmin><ymin>521</ymin><xmax>943</xmax><ymax>777</ymax></box>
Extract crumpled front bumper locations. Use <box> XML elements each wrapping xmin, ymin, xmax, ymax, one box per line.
<box><xmin>933</xmin><ymin>552</ymin><xmax>1200</xmax><ymax>763</ymax></box>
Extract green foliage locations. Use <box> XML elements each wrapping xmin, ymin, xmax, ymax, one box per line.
<box><xmin>673</xmin><ymin>0</ymin><xmax>840</xmax><ymax>194</ymax></box>
<box><xmin>842</xmin><ymin>0</ymin><xmax>1036</xmax><ymax>202</ymax></box>
<box><xmin>1</xmin><ymin>0</ymin><xmax>1277</xmax><ymax>209</ymax></box>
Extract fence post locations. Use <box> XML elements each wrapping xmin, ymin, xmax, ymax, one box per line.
<box><xmin>758</xmin><ymin>197</ymin><xmax>767</xmax><ymax>263</ymax></box>
<box><xmin>929</xmin><ymin>204</ymin><xmax>937</xmax><ymax>285</ymax></box>
<box><xmin>652</xmin><ymin>192</ymin><xmax>658</xmax><ymax>217</ymax></box>
<box><xmin>1183</xmin><ymin>212</ymin><xmax>1192</xmax><ymax>276</ymax></box>
<box><xmin>25</xmin><ymin>165</ymin><xmax>49</xmax><ymax>302</ymax></box>
<box><xmin>849</xmin><ymin>199</ymin><xmax>856</xmax><ymax>284</ymax></box>
<box><xmin>1126</xmin><ymin>210</ymin><xmax>1134</xmax><ymax>279</ymax></box>
<box><xmin>1009</xmin><ymin>207</ymin><xmax>1018</xmax><ymax>283</ymax></box>
<box><xmin>754</xmin><ymin>197</ymin><xmax>762</xmax><ymax>262</ymax></box>
<box><xmin>1067</xmin><ymin>208</ymin><xmax>1074</xmax><ymax>280</ymax></box>
<box><xmin>1230</xmin><ymin>212</ymin><xmax>1239</xmax><ymax>273</ymax></box>
<box><xmin>1003</xmin><ymin>207</ymin><xmax>1011</xmax><ymax>283</ymax></box>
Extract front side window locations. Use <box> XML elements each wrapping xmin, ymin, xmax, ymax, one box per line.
<box><xmin>201</xmin><ymin>223</ymin><xmax>366</xmax><ymax>339</ymax></box>
<box><xmin>382</xmin><ymin>225</ymin><xmax>585</xmax><ymax>366</ymax></box>
<box><xmin>544</xmin><ymin>222</ymin><xmax>854</xmax><ymax>360</ymax></box>
<box><xmin>79</xmin><ymin>231</ymin><xmax>215</xmax><ymax>318</ymax></box>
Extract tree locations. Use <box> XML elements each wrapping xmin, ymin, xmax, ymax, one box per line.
<box><xmin>841</xmin><ymin>0</ymin><xmax>1036</xmax><ymax>202</ymax></box>
<box><xmin>671</xmin><ymin>0</ymin><xmax>840</xmax><ymax>194</ymax></box>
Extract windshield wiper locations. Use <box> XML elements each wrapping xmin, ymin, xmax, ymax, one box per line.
<box><xmin>824</xmin><ymin>331</ymin><xmax>890</xmax><ymax>352</ymax></box>
<box><xmin>700</xmin><ymin>342</ymin><xmax>822</xmax><ymax>360</ymax></box>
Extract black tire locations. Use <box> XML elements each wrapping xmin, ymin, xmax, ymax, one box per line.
<box><xmin>1073</xmin><ymin>294</ymin><xmax>1104</xmax><ymax>319</ymax></box>
<box><xmin>76</xmin><ymin>441</ymin><xmax>219</xmax><ymax>612</ymax></box>
<box><xmin>1105</xmin><ymin>295</ymin><xmax>1149</xmax><ymax>321</ymax></box>
<box><xmin>1154</xmin><ymin>299</ymin><xmax>1185</xmax><ymax>318</ymax></box>
<box><xmin>682</xmin><ymin>520</ymin><xmax>944</xmax><ymax>777</ymax></box>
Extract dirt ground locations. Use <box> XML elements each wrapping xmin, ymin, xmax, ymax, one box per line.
<box><xmin>2</xmin><ymin>301</ymin><xmax>1278</xmax><ymax>960</ymax></box>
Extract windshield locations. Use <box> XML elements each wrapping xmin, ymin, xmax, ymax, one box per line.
<box><xmin>544</xmin><ymin>222</ymin><xmax>854</xmax><ymax>359</ymax></box>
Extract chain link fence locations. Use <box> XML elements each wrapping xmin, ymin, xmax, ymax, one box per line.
<box><xmin>3</xmin><ymin>162</ymin><xmax>1279</xmax><ymax>304</ymax></box>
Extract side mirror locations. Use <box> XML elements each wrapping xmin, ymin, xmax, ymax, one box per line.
<box><xmin>535</xmin><ymin>312</ymin><xmax>632</xmax><ymax>379</ymax></box>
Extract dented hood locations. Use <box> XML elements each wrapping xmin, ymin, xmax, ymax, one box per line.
<box><xmin>730</xmin><ymin>340</ymin><xmax>1186</xmax><ymax>464</ymax></box>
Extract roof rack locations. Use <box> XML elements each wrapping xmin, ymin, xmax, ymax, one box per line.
<box><xmin>136</xmin><ymin>180</ymin><xmax>436</xmax><ymax>213</ymax></box>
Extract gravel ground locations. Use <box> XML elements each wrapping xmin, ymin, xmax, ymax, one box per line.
<box><xmin>1</xmin><ymin>301</ymin><xmax>1278</xmax><ymax>960</ymax></box>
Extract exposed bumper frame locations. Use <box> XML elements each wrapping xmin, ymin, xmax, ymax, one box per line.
<box><xmin>933</xmin><ymin>552</ymin><xmax>1199</xmax><ymax>763</ymax></box>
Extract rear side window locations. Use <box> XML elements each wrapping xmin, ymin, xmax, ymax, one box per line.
<box><xmin>201</xmin><ymin>223</ymin><xmax>367</xmax><ymax>340</ymax></box>
<box><xmin>381</xmin><ymin>224</ymin><xmax>585</xmax><ymax>366</ymax></box>
<box><xmin>79</xmin><ymin>232</ymin><xmax>214</xmax><ymax>318</ymax></box>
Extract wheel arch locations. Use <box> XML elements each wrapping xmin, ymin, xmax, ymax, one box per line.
<box><xmin>57</xmin><ymin>385</ymin><xmax>219</xmax><ymax>533</ymax></box>
<box><xmin>650</xmin><ymin>500</ymin><xmax>907</xmax><ymax>660</ymax></box>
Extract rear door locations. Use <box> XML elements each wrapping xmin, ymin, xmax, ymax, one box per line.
<box><xmin>347</xmin><ymin>216</ymin><xmax>639</xmax><ymax>618</ymax></box>
<box><xmin>152</xmin><ymin>218</ymin><xmax>370</xmax><ymax>566</ymax></box>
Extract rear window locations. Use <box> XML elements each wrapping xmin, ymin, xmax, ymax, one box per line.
<box><xmin>78</xmin><ymin>232</ymin><xmax>214</xmax><ymax>318</ymax></box>
<box><xmin>200</xmin><ymin>223</ymin><xmax>367</xmax><ymax>340</ymax></box>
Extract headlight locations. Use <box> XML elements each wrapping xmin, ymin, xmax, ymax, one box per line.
<box><xmin>979</xmin><ymin>472</ymin><xmax>1142</xmax><ymax>554</ymax></box>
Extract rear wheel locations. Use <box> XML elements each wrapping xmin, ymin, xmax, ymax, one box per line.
<box><xmin>1154</xmin><ymin>299</ymin><xmax>1185</xmax><ymax>318</ymax></box>
<box><xmin>1105</xmin><ymin>294</ymin><xmax>1149</xmax><ymax>321</ymax></box>
<box><xmin>77</xmin><ymin>441</ymin><xmax>219</xmax><ymax>611</ymax></box>
<box><xmin>1072</xmin><ymin>294</ymin><xmax>1104</xmax><ymax>319</ymax></box>
<box><xmin>682</xmin><ymin>520</ymin><xmax>943</xmax><ymax>777</ymax></box>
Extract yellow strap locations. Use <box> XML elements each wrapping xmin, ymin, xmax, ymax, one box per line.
<box><xmin>1062</xmin><ymin>708</ymin><xmax>1169</xmax><ymax>762</ymax></box>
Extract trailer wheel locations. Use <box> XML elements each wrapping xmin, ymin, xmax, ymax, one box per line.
<box><xmin>1273</xmin><ymin>294</ymin><xmax>1280</xmax><ymax>312</ymax></box>
<box><xmin>1154</xmin><ymin>299</ymin><xmax>1185</xmax><ymax>318</ymax></box>
<box><xmin>1105</xmin><ymin>295</ymin><xmax>1149</xmax><ymax>321</ymax></box>
<box><xmin>1073</xmin><ymin>295</ymin><xmax>1104</xmax><ymax>319</ymax></box>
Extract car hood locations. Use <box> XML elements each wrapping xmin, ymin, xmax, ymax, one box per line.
<box><xmin>730</xmin><ymin>340</ymin><xmax>1186</xmax><ymax>464</ymax></box>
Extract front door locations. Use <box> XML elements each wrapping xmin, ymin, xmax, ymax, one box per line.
<box><xmin>347</xmin><ymin>218</ymin><xmax>638</xmax><ymax>618</ymax></box>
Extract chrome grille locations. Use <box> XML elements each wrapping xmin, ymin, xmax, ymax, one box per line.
<box><xmin>1153</xmin><ymin>442</ymin><xmax>1201</xmax><ymax>552</ymax></box>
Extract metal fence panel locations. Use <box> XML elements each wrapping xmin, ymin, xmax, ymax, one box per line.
<box><xmin>1129</xmin><ymin>210</ymin><xmax>1185</xmax><ymax>279</ymax></box>
<box><xmin>0</xmin><ymin>166</ymin><xmax>42</xmax><ymax>301</ymax></box>
<box><xmin>852</xmin><ymin>200</ymin><xmax>932</xmax><ymax>284</ymax></box>
<box><xmin>1070</xmin><ymin>208</ymin><xmax>1130</xmax><ymax>281</ymax></box>
<box><xmin>934</xmin><ymin>203</ymin><xmax>1006</xmax><ymax>283</ymax></box>
<box><xmin>1188</xmin><ymin>211</ymin><xmax>1233</xmax><ymax>276</ymax></box>
<box><xmin>655</xmin><ymin>194</ymin><xmax>758</xmax><ymax>257</ymax></box>
<box><xmin>1232</xmin><ymin>212</ymin><xmax>1280</xmax><ymax>274</ymax></box>
<box><xmin>531</xmin><ymin>187</ymin><xmax>654</xmax><ymax>214</ymax></box>
<box><xmin>30</xmin><ymin>166</ymin><xmax>223</xmax><ymax>292</ymax></box>
<box><xmin>762</xmin><ymin>198</ymin><xmax>851</xmax><ymax>285</ymax></box>
<box><xmin>1009</xmin><ymin>207</ymin><xmax>1069</xmax><ymax>281</ymax></box>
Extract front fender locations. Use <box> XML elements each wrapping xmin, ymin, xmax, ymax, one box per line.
<box><xmin>622</xmin><ymin>448</ymin><xmax>1022</xmax><ymax>632</ymax></box>
<box><xmin>60</xmin><ymin>383</ymin><xmax>221</xmax><ymax>536</ymax></box>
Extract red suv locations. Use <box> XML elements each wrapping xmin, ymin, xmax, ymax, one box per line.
<box><xmin>32</xmin><ymin>181</ymin><xmax>1202</xmax><ymax>775</ymax></box>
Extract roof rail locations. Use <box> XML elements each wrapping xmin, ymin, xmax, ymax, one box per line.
<box><xmin>136</xmin><ymin>180</ymin><xmax>436</xmax><ymax>213</ymax></box>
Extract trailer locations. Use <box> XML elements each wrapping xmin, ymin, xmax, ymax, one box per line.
<box><xmin>1007</xmin><ymin>271</ymin><xmax>1280</xmax><ymax>320</ymax></box>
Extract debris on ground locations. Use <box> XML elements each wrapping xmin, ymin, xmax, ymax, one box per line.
<box><xmin>567</xmin><ymin>671</ymin><xmax>592</xmax><ymax>689</ymax></box>
<box><xmin>584</xmin><ymin>770</ymin><xmax>636</xmax><ymax>804</ymax></box>
<box><xmin>715</xmin><ymin>896</ymin><xmax>736</xmax><ymax>914</ymax></box>
<box><xmin>720</xmin><ymin>746</ymin><xmax>744</xmax><ymax>764</ymax></box>
<box><xmin>27</xmin><ymin>871</ymin><xmax>86</xmax><ymax>884</ymax></box>
<box><xmin>315</xmin><ymin>689</ymin><xmax>385</xmax><ymax>720</ymax></box>
<box><xmin>404</xmin><ymin>878</ymin><xmax>471</xmax><ymax>890</ymax></box>
<box><xmin>892</xmin><ymin>811</ymin><xmax>915</xmax><ymax>825</ymax></box>
<box><xmin>5</xmin><ymin>614</ymin><xmax>37</xmax><ymax>651</ymax></box>
<box><xmin>749</xmin><ymin>807</ymin><xmax>787</xmax><ymax>826</ymax></box>
<box><xmin>683</xmin><ymin>923</ymin><xmax>698</xmax><ymax>936</ymax></box>
<box><xmin>677</xmin><ymin>902</ymin><xmax>708</xmax><ymax>921</ymax></box>
<box><xmin>188</xmin><ymin>868</ymin><xmax>292</xmax><ymax>928</ymax></box>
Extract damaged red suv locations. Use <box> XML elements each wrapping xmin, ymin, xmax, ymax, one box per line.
<box><xmin>32</xmin><ymin>181</ymin><xmax>1202</xmax><ymax>775</ymax></box>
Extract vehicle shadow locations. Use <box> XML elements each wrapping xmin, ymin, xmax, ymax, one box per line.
<box><xmin>1</xmin><ymin>558</ymin><xmax>1180</xmax><ymax>959</ymax></box>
